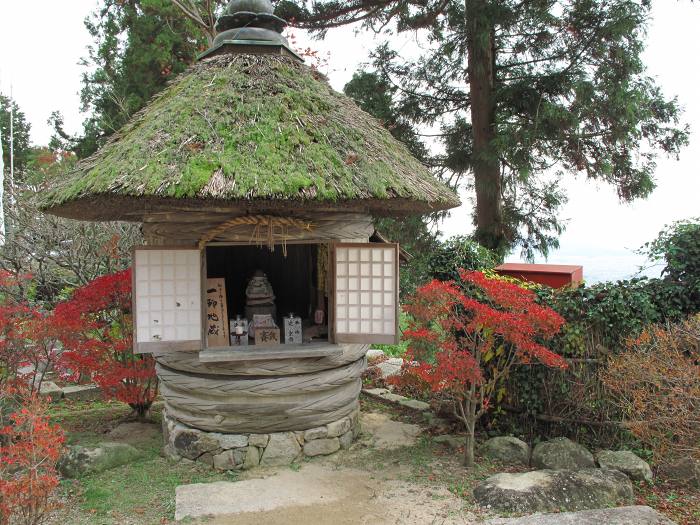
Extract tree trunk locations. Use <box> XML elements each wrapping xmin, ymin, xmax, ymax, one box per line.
<box><xmin>466</xmin><ymin>1</ymin><xmax>504</xmax><ymax>253</ymax></box>
<box><xmin>463</xmin><ymin>400</ymin><xmax>476</xmax><ymax>467</ymax></box>
<box><xmin>464</xmin><ymin>424</ymin><xmax>475</xmax><ymax>467</ymax></box>
<box><xmin>130</xmin><ymin>402</ymin><xmax>151</xmax><ymax>420</ymax></box>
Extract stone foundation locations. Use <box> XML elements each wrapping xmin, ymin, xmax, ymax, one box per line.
<box><xmin>162</xmin><ymin>408</ymin><xmax>360</xmax><ymax>470</ymax></box>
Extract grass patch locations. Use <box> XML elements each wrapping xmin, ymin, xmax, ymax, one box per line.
<box><xmin>63</xmin><ymin>455</ymin><xmax>233</xmax><ymax>524</ymax></box>
<box><xmin>47</xmin><ymin>398</ymin><xmax>233</xmax><ymax>524</ymax></box>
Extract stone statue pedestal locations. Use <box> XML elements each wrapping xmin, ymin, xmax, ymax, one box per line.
<box><xmin>245</xmin><ymin>303</ymin><xmax>277</xmax><ymax>322</ymax></box>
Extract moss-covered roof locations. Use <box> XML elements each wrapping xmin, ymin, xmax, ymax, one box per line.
<box><xmin>40</xmin><ymin>53</ymin><xmax>459</xmax><ymax>221</ymax></box>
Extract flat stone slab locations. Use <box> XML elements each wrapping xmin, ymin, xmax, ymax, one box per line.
<box><xmin>398</xmin><ymin>398</ymin><xmax>430</xmax><ymax>411</ymax></box>
<box><xmin>363</xmin><ymin>387</ymin><xmax>428</xmax><ymax>411</ymax></box>
<box><xmin>363</xmin><ymin>387</ymin><xmax>390</xmax><ymax>397</ymax></box>
<box><xmin>17</xmin><ymin>364</ymin><xmax>36</xmax><ymax>375</ymax></box>
<box><xmin>175</xmin><ymin>466</ymin><xmax>343</xmax><ymax>520</ymax></box>
<box><xmin>62</xmin><ymin>384</ymin><xmax>102</xmax><ymax>401</ymax></box>
<box><xmin>175</xmin><ymin>463</ymin><xmax>473</xmax><ymax>524</ymax></box>
<box><xmin>366</xmin><ymin>349</ymin><xmax>386</xmax><ymax>360</ymax></box>
<box><xmin>484</xmin><ymin>505</ymin><xmax>677</xmax><ymax>524</ymax></box>
<box><xmin>474</xmin><ymin>468</ymin><xmax>633</xmax><ymax>514</ymax></box>
<box><xmin>376</xmin><ymin>357</ymin><xmax>403</xmax><ymax>378</ymax></box>
<box><xmin>362</xmin><ymin>387</ymin><xmax>407</xmax><ymax>404</ymax></box>
<box><xmin>360</xmin><ymin>412</ymin><xmax>421</xmax><ymax>450</ymax></box>
<box><xmin>39</xmin><ymin>381</ymin><xmax>63</xmax><ymax>402</ymax></box>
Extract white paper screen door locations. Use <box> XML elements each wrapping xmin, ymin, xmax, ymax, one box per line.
<box><xmin>333</xmin><ymin>243</ymin><xmax>399</xmax><ymax>345</ymax></box>
<box><xmin>133</xmin><ymin>247</ymin><xmax>203</xmax><ymax>353</ymax></box>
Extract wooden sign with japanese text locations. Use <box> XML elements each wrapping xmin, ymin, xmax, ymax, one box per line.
<box><xmin>206</xmin><ymin>278</ymin><xmax>229</xmax><ymax>347</ymax></box>
<box><xmin>255</xmin><ymin>327</ymin><xmax>280</xmax><ymax>346</ymax></box>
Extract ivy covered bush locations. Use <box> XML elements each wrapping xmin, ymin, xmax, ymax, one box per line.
<box><xmin>536</xmin><ymin>277</ymin><xmax>662</xmax><ymax>354</ymax></box>
<box><xmin>500</xmin><ymin>217</ymin><xmax>700</xmax><ymax>444</ymax></box>
<box><xmin>640</xmin><ymin>217</ymin><xmax>700</xmax><ymax>317</ymax></box>
<box><xmin>539</xmin><ymin>217</ymin><xmax>700</xmax><ymax>354</ymax></box>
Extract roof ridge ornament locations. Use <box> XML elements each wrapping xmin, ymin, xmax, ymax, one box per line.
<box><xmin>200</xmin><ymin>0</ymin><xmax>298</xmax><ymax>60</ymax></box>
<box><xmin>215</xmin><ymin>0</ymin><xmax>287</xmax><ymax>34</ymax></box>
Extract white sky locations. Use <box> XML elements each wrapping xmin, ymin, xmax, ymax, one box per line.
<box><xmin>1</xmin><ymin>1</ymin><xmax>698</xmax><ymax>282</ymax></box>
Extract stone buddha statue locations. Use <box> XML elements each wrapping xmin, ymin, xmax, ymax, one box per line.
<box><xmin>244</xmin><ymin>270</ymin><xmax>277</xmax><ymax>320</ymax></box>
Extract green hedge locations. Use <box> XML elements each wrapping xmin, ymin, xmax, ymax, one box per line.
<box><xmin>500</xmin><ymin>217</ymin><xmax>700</xmax><ymax>443</ymax></box>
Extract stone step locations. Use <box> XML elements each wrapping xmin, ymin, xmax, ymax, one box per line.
<box><xmin>362</xmin><ymin>387</ymin><xmax>429</xmax><ymax>411</ymax></box>
<box><xmin>484</xmin><ymin>505</ymin><xmax>677</xmax><ymax>525</ymax></box>
<box><xmin>62</xmin><ymin>384</ymin><xmax>102</xmax><ymax>401</ymax></box>
<box><xmin>175</xmin><ymin>464</ymin><xmax>350</xmax><ymax>521</ymax></box>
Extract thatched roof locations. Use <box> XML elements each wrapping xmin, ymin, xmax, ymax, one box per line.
<box><xmin>40</xmin><ymin>53</ymin><xmax>460</xmax><ymax>221</ymax></box>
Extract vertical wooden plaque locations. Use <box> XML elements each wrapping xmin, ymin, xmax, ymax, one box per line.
<box><xmin>206</xmin><ymin>278</ymin><xmax>229</xmax><ymax>347</ymax></box>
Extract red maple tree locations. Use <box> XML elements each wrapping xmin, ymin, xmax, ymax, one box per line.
<box><xmin>56</xmin><ymin>269</ymin><xmax>158</xmax><ymax>418</ymax></box>
<box><xmin>0</xmin><ymin>386</ymin><xmax>65</xmax><ymax>525</ymax></box>
<box><xmin>402</xmin><ymin>270</ymin><xmax>567</xmax><ymax>466</ymax></box>
<box><xmin>0</xmin><ymin>272</ymin><xmax>65</xmax><ymax>395</ymax></box>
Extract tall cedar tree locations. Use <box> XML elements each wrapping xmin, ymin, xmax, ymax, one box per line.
<box><xmin>277</xmin><ymin>0</ymin><xmax>688</xmax><ymax>258</ymax></box>
<box><xmin>0</xmin><ymin>95</ymin><xmax>32</xmax><ymax>178</ymax></box>
<box><xmin>51</xmin><ymin>0</ymin><xmax>220</xmax><ymax>158</ymax></box>
<box><xmin>345</xmin><ymin>71</ymin><xmax>443</xmax><ymax>293</ymax></box>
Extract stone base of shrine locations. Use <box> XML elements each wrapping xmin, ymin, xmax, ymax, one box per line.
<box><xmin>162</xmin><ymin>408</ymin><xmax>361</xmax><ymax>470</ymax></box>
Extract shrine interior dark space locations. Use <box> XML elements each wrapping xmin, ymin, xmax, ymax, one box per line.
<box><xmin>205</xmin><ymin>244</ymin><xmax>320</xmax><ymax>325</ymax></box>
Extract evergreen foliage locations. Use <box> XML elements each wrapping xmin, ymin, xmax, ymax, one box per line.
<box><xmin>0</xmin><ymin>95</ymin><xmax>32</xmax><ymax>176</ymax></box>
<box><xmin>344</xmin><ymin>70</ymin><xmax>444</xmax><ymax>293</ymax></box>
<box><xmin>640</xmin><ymin>217</ymin><xmax>700</xmax><ymax>316</ymax></box>
<box><xmin>429</xmin><ymin>235</ymin><xmax>501</xmax><ymax>282</ymax></box>
<box><xmin>502</xmin><ymin>218</ymin><xmax>700</xmax><ymax>432</ymax></box>
<box><xmin>279</xmin><ymin>0</ymin><xmax>689</xmax><ymax>258</ymax></box>
<box><xmin>51</xmin><ymin>0</ymin><xmax>214</xmax><ymax>158</ymax></box>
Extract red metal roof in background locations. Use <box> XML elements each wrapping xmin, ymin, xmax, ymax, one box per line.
<box><xmin>495</xmin><ymin>263</ymin><xmax>584</xmax><ymax>289</ymax></box>
<box><xmin>496</xmin><ymin>263</ymin><xmax>582</xmax><ymax>274</ymax></box>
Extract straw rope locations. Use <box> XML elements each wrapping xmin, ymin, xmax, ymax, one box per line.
<box><xmin>198</xmin><ymin>215</ymin><xmax>315</xmax><ymax>255</ymax></box>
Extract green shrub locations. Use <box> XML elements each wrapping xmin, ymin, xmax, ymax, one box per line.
<box><xmin>428</xmin><ymin>236</ymin><xmax>501</xmax><ymax>282</ymax></box>
<box><xmin>497</xmin><ymin>217</ymin><xmax>700</xmax><ymax>444</ymax></box>
<box><xmin>532</xmin><ymin>217</ymin><xmax>700</xmax><ymax>354</ymax></box>
<box><xmin>640</xmin><ymin>217</ymin><xmax>700</xmax><ymax>317</ymax></box>
<box><xmin>536</xmin><ymin>278</ymin><xmax>662</xmax><ymax>354</ymax></box>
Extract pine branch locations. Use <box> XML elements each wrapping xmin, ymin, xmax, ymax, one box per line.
<box><xmin>170</xmin><ymin>0</ymin><xmax>216</xmax><ymax>44</ymax></box>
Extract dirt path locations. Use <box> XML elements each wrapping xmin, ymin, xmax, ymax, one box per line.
<box><xmin>189</xmin><ymin>463</ymin><xmax>474</xmax><ymax>525</ymax></box>
<box><xmin>180</xmin><ymin>411</ymin><xmax>476</xmax><ymax>524</ymax></box>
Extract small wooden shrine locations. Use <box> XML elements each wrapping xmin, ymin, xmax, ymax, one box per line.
<box><xmin>41</xmin><ymin>0</ymin><xmax>459</xmax><ymax>468</ymax></box>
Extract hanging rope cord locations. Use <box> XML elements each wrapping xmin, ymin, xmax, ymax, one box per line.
<box><xmin>198</xmin><ymin>215</ymin><xmax>315</xmax><ymax>255</ymax></box>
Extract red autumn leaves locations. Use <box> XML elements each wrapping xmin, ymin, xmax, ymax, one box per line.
<box><xmin>0</xmin><ymin>269</ymin><xmax>155</xmax><ymax>524</ymax></box>
<box><xmin>0</xmin><ymin>269</ymin><xmax>157</xmax><ymax>417</ymax></box>
<box><xmin>403</xmin><ymin>270</ymin><xmax>566</xmax><ymax>399</ymax></box>
<box><xmin>55</xmin><ymin>270</ymin><xmax>158</xmax><ymax>417</ymax></box>
<box><xmin>0</xmin><ymin>391</ymin><xmax>65</xmax><ymax>525</ymax></box>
